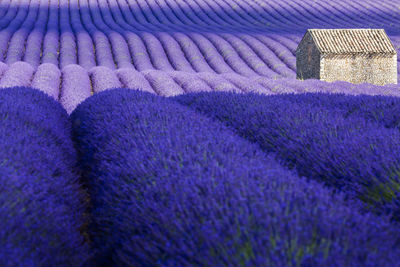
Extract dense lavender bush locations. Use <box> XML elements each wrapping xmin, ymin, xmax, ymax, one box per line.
<box><xmin>274</xmin><ymin>92</ymin><xmax>400</xmax><ymax>131</ymax></box>
<box><xmin>0</xmin><ymin>86</ymin><xmax>75</xmax><ymax>163</ymax></box>
<box><xmin>71</xmin><ymin>88</ymin><xmax>400</xmax><ymax>266</ymax></box>
<box><xmin>174</xmin><ymin>92</ymin><xmax>400</xmax><ymax>220</ymax></box>
<box><xmin>0</xmin><ymin>86</ymin><xmax>89</xmax><ymax>266</ymax></box>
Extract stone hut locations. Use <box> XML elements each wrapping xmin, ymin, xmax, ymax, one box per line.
<box><xmin>296</xmin><ymin>29</ymin><xmax>397</xmax><ymax>85</ymax></box>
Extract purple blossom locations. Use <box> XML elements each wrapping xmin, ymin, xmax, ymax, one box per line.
<box><xmin>174</xmin><ymin>91</ymin><xmax>400</xmax><ymax>220</ymax></box>
<box><xmin>71</xmin><ymin>88</ymin><xmax>400</xmax><ymax>266</ymax></box>
<box><xmin>0</xmin><ymin>86</ymin><xmax>90</xmax><ymax>265</ymax></box>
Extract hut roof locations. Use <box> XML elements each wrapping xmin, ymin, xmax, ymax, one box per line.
<box><xmin>307</xmin><ymin>29</ymin><xmax>396</xmax><ymax>55</ymax></box>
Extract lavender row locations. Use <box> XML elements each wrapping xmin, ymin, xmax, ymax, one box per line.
<box><xmin>71</xmin><ymin>88</ymin><xmax>400</xmax><ymax>266</ymax></box>
<box><xmin>272</xmin><ymin>92</ymin><xmax>400</xmax><ymax>135</ymax></box>
<box><xmin>0</xmin><ymin>86</ymin><xmax>89</xmax><ymax>265</ymax></box>
<box><xmin>173</xmin><ymin>92</ymin><xmax>400</xmax><ymax>220</ymax></box>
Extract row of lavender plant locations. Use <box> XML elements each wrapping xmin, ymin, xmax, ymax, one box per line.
<box><xmin>271</xmin><ymin>92</ymin><xmax>400</xmax><ymax>130</ymax></box>
<box><xmin>0</xmin><ymin>86</ymin><xmax>89</xmax><ymax>266</ymax></box>
<box><xmin>70</xmin><ymin>87</ymin><xmax>400</xmax><ymax>266</ymax></box>
<box><xmin>173</xmin><ymin>91</ymin><xmax>400</xmax><ymax>220</ymax></box>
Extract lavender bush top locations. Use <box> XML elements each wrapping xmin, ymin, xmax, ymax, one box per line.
<box><xmin>71</xmin><ymin>88</ymin><xmax>400</xmax><ymax>266</ymax></box>
<box><xmin>0</xmin><ymin>86</ymin><xmax>90</xmax><ymax>266</ymax></box>
<box><xmin>174</xmin><ymin>91</ymin><xmax>400</xmax><ymax>220</ymax></box>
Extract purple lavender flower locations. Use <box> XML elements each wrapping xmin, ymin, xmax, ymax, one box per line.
<box><xmin>0</xmin><ymin>86</ymin><xmax>90</xmax><ymax>266</ymax></box>
<box><xmin>174</xmin><ymin>91</ymin><xmax>400</xmax><ymax>220</ymax></box>
<box><xmin>71</xmin><ymin>88</ymin><xmax>400</xmax><ymax>266</ymax></box>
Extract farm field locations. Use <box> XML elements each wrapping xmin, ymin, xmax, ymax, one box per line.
<box><xmin>0</xmin><ymin>0</ymin><xmax>399</xmax><ymax>109</ymax></box>
<box><xmin>1</xmin><ymin>0</ymin><xmax>400</xmax><ymax>266</ymax></box>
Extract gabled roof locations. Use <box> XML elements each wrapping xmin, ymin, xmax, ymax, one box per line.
<box><xmin>306</xmin><ymin>29</ymin><xmax>396</xmax><ymax>54</ymax></box>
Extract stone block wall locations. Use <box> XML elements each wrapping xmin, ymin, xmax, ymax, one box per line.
<box><xmin>320</xmin><ymin>54</ymin><xmax>397</xmax><ymax>85</ymax></box>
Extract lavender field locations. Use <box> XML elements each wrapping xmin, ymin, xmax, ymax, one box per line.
<box><xmin>0</xmin><ymin>0</ymin><xmax>400</xmax><ymax>110</ymax></box>
<box><xmin>2</xmin><ymin>0</ymin><xmax>400</xmax><ymax>266</ymax></box>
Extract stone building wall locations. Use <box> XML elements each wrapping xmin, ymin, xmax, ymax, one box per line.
<box><xmin>320</xmin><ymin>54</ymin><xmax>397</xmax><ymax>85</ymax></box>
<box><xmin>296</xmin><ymin>33</ymin><xmax>320</xmax><ymax>80</ymax></box>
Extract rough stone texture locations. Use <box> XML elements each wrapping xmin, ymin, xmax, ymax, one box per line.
<box><xmin>296</xmin><ymin>29</ymin><xmax>398</xmax><ymax>85</ymax></box>
<box><xmin>296</xmin><ymin>32</ymin><xmax>321</xmax><ymax>80</ymax></box>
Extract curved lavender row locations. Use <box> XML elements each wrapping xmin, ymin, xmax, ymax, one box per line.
<box><xmin>147</xmin><ymin>0</ymin><xmax>245</xmax><ymax>74</ymax></box>
<box><xmin>69</xmin><ymin>0</ymin><xmax>96</xmax><ymax>69</ymax></box>
<box><xmin>101</xmin><ymin>0</ymin><xmax>178</xmax><ymax>72</ymax></box>
<box><xmin>59</xmin><ymin>64</ymin><xmax>92</xmax><ymax>115</ymax></box>
<box><xmin>174</xmin><ymin>92</ymin><xmax>400</xmax><ymax>220</ymax></box>
<box><xmin>0</xmin><ymin>61</ymin><xmax>34</xmax><ymax>88</ymax></box>
<box><xmin>169</xmin><ymin>70</ymin><xmax>213</xmax><ymax>93</ymax></box>
<box><xmin>89</xmin><ymin>66</ymin><xmax>122</xmax><ymax>93</ymax></box>
<box><xmin>0</xmin><ymin>86</ymin><xmax>89</xmax><ymax>266</ymax></box>
<box><xmin>115</xmin><ymin>67</ymin><xmax>155</xmax><ymax>93</ymax></box>
<box><xmin>182</xmin><ymin>0</ymin><xmax>296</xmax><ymax>75</ymax></box>
<box><xmin>0</xmin><ymin>0</ymin><xmax>29</xmax><ymax>61</ymax></box>
<box><xmin>276</xmin><ymin>92</ymin><xmax>400</xmax><ymax>134</ymax></box>
<box><xmin>221</xmin><ymin>72</ymin><xmax>273</xmax><ymax>94</ymax></box>
<box><xmin>196</xmin><ymin>71</ymin><xmax>242</xmax><ymax>93</ymax></box>
<box><xmin>88</xmin><ymin>0</ymin><xmax>133</xmax><ymax>69</ymax></box>
<box><xmin>22</xmin><ymin>0</ymin><xmax>50</xmax><ymax>67</ymax></box>
<box><xmin>70</xmin><ymin>88</ymin><xmax>400</xmax><ymax>266</ymax></box>
<box><xmin>97</xmin><ymin>0</ymin><xmax>155</xmax><ymax>70</ymax></box>
<box><xmin>41</xmin><ymin>0</ymin><xmax>59</xmax><ymax>66</ymax></box>
<box><xmin>59</xmin><ymin>0</ymin><xmax>77</xmax><ymax>68</ymax></box>
<box><xmin>0</xmin><ymin>0</ymin><xmax>23</xmax><ymax>31</ymax></box>
<box><xmin>145</xmin><ymin>0</ymin><xmax>302</xmax><ymax>76</ymax></box>
<box><xmin>77</xmin><ymin>0</ymin><xmax>116</xmax><ymax>69</ymax></box>
<box><xmin>31</xmin><ymin>63</ymin><xmax>61</xmax><ymax>100</ymax></box>
<box><xmin>114</xmin><ymin>0</ymin><xmax>288</xmax><ymax>77</ymax></box>
<box><xmin>23</xmin><ymin>0</ymin><xmax>48</xmax><ymax>68</ymax></box>
<box><xmin>4</xmin><ymin>0</ymin><xmax>40</xmax><ymax>64</ymax></box>
<box><xmin>252</xmin><ymin>77</ymin><xmax>297</xmax><ymax>94</ymax></box>
<box><xmin>155</xmin><ymin>31</ymin><xmax>197</xmax><ymax>72</ymax></box>
<box><xmin>100</xmin><ymin>0</ymin><xmax>155</xmax><ymax>71</ymax></box>
<box><xmin>75</xmin><ymin>0</ymin><xmax>286</xmax><ymax>79</ymax></box>
<box><xmin>222</xmin><ymin>33</ymin><xmax>294</xmax><ymax>78</ymax></box>
<box><xmin>171</xmin><ymin>32</ymin><xmax>216</xmax><ymax>73</ymax></box>
<box><xmin>141</xmin><ymin>32</ymin><xmax>175</xmax><ymax>71</ymax></box>
<box><xmin>143</xmin><ymin>69</ymin><xmax>185</xmax><ymax>96</ymax></box>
